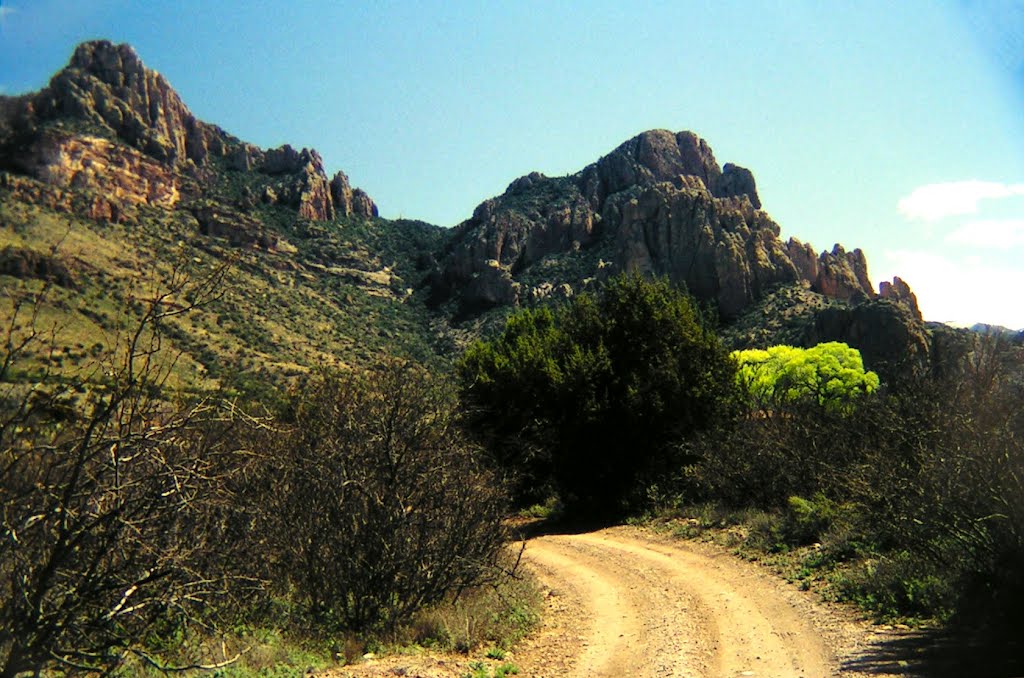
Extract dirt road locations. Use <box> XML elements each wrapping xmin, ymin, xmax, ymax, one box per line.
<box><xmin>330</xmin><ymin>525</ymin><xmax>913</xmax><ymax>677</ymax></box>
<box><xmin>513</xmin><ymin>526</ymin><xmax>903</xmax><ymax>678</ymax></box>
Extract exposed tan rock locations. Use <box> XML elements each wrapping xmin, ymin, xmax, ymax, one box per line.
<box><xmin>191</xmin><ymin>203</ymin><xmax>289</xmax><ymax>251</ymax></box>
<box><xmin>329</xmin><ymin>170</ymin><xmax>379</xmax><ymax>219</ymax></box>
<box><xmin>812</xmin><ymin>244</ymin><xmax>873</xmax><ymax>301</ymax></box>
<box><xmin>579</xmin><ymin>130</ymin><xmax>722</xmax><ymax>208</ymax></box>
<box><xmin>431</xmin><ymin>128</ymin><xmax>923</xmax><ymax>327</ymax></box>
<box><xmin>21</xmin><ymin>131</ymin><xmax>178</xmax><ymax>209</ymax></box>
<box><xmin>261</xmin><ymin>146</ymin><xmax>334</xmax><ymax>221</ymax></box>
<box><xmin>463</xmin><ymin>259</ymin><xmax>519</xmax><ymax>311</ymax></box>
<box><xmin>718</xmin><ymin>163</ymin><xmax>761</xmax><ymax>209</ymax></box>
<box><xmin>350</xmin><ymin>188</ymin><xmax>378</xmax><ymax>218</ymax></box>
<box><xmin>227</xmin><ymin>142</ymin><xmax>264</xmax><ymax>171</ymax></box>
<box><xmin>785</xmin><ymin>238</ymin><xmax>819</xmax><ymax>283</ymax></box>
<box><xmin>262</xmin><ymin>144</ymin><xmax>306</xmax><ymax>175</ymax></box>
<box><xmin>330</xmin><ymin>171</ymin><xmax>355</xmax><ymax>216</ymax></box>
<box><xmin>296</xmin><ymin>162</ymin><xmax>334</xmax><ymax>222</ymax></box>
<box><xmin>5</xmin><ymin>41</ymin><xmax>378</xmax><ymax>225</ymax></box>
<box><xmin>616</xmin><ymin>182</ymin><xmax>798</xmax><ymax>317</ymax></box>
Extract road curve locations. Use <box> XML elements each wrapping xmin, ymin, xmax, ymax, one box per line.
<box><xmin>517</xmin><ymin>527</ymin><xmax>836</xmax><ymax>677</ymax></box>
<box><xmin>325</xmin><ymin>525</ymin><xmax>913</xmax><ymax>677</ymax></box>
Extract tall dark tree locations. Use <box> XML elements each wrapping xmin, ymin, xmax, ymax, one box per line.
<box><xmin>459</xmin><ymin>273</ymin><xmax>738</xmax><ymax>516</ymax></box>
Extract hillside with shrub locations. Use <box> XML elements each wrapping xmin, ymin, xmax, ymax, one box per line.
<box><xmin>2</xmin><ymin>40</ymin><xmax>1023</xmax><ymax>675</ymax></box>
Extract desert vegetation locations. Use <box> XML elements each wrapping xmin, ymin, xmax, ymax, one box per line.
<box><xmin>0</xmin><ymin>270</ymin><xmax>526</xmax><ymax>676</ymax></box>
<box><xmin>671</xmin><ymin>331</ymin><xmax>1024</xmax><ymax>632</ymax></box>
<box><xmin>3</xmin><ymin>261</ymin><xmax>1022</xmax><ymax>675</ymax></box>
<box><xmin>462</xmin><ymin>274</ymin><xmax>1024</xmax><ymax>638</ymax></box>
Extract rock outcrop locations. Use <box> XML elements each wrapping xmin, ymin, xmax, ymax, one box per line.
<box><xmin>259</xmin><ymin>146</ymin><xmax>335</xmax><ymax>221</ymax></box>
<box><xmin>191</xmin><ymin>203</ymin><xmax>292</xmax><ymax>251</ymax></box>
<box><xmin>432</xmin><ymin>128</ymin><xmax>910</xmax><ymax>320</ymax></box>
<box><xmin>879</xmin><ymin>275</ymin><xmax>922</xmax><ymax>320</ymax></box>
<box><xmin>17</xmin><ymin>131</ymin><xmax>179</xmax><ymax>208</ymax></box>
<box><xmin>805</xmin><ymin>300</ymin><xmax>932</xmax><ymax>380</ymax></box>
<box><xmin>614</xmin><ymin>182</ymin><xmax>795</xmax><ymax>317</ymax></box>
<box><xmin>0</xmin><ymin>40</ymin><xmax>376</xmax><ymax>224</ymax></box>
<box><xmin>0</xmin><ymin>245</ymin><xmax>75</xmax><ymax>287</ymax></box>
<box><xmin>330</xmin><ymin>170</ymin><xmax>378</xmax><ymax>218</ymax></box>
<box><xmin>32</xmin><ymin>40</ymin><xmax>224</xmax><ymax>165</ymax></box>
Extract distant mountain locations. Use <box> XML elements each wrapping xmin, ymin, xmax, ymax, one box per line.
<box><xmin>971</xmin><ymin>323</ymin><xmax>1024</xmax><ymax>338</ymax></box>
<box><xmin>424</xmin><ymin>128</ymin><xmax>949</xmax><ymax>379</ymax></box>
<box><xmin>429</xmin><ymin>128</ymin><xmax>917</xmax><ymax>319</ymax></box>
<box><xmin>0</xmin><ymin>41</ymin><xmax>989</xmax><ymax>387</ymax></box>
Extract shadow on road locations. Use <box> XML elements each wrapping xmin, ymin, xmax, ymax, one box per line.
<box><xmin>842</xmin><ymin>623</ymin><xmax>1024</xmax><ymax>677</ymax></box>
<box><xmin>508</xmin><ymin>515</ymin><xmax>618</xmax><ymax>540</ymax></box>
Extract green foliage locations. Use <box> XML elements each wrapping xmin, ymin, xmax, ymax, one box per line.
<box><xmin>0</xmin><ymin>191</ymin><xmax>452</xmax><ymax>390</ymax></box>
<box><xmin>839</xmin><ymin>552</ymin><xmax>955</xmax><ymax>622</ymax></box>
<box><xmin>783</xmin><ymin>494</ymin><xmax>843</xmax><ymax>546</ymax></box>
<box><xmin>459</xmin><ymin>273</ymin><xmax>738</xmax><ymax>515</ymax></box>
<box><xmin>732</xmin><ymin>342</ymin><xmax>879</xmax><ymax>410</ymax></box>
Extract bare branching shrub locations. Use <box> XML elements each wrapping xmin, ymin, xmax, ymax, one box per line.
<box><xmin>862</xmin><ymin>336</ymin><xmax>1024</xmax><ymax>622</ymax></box>
<box><xmin>0</xmin><ymin>266</ymin><xmax>250</xmax><ymax>676</ymax></box>
<box><xmin>245</xmin><ymin>362</ymin><xmax>510</xmax><ymax>634</ymax></box>
<box><xmin>682</xmin><ymin>331</ymin><xmax>1024</xmax><ymax>623</ymax></box>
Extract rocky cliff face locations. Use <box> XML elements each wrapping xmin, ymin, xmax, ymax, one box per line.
<box><xmin>428</xmin><ymin>128</ymin><xmax>942</xmax><ymax>376</ymax></box>
<box><xmin>31</xmin><ymin>41</ymin><xmax>224</xmax><ymax>166</ymax></box>
<box><xmin>431</xmin><ymin>128</ymin><xmax>905</xmax><ymax>321</ymax></box>
<box><xmin>330</xmin><ymin>170</ymin><xmax>379</xmax><ymax>219</ymax></box>
<box><xmin>0</xmin><ymin>40</ymin><xmax>376</xmax><ymax>226</ymax></box>
<box><xmin>19</xmin><ymin>131</ymin><xmax>180</xmax><ymax>208</ymax></box>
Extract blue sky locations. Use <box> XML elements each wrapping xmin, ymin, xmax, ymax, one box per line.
<box><xmin>2</xmin><ymin>1</ymin><xmax>1024</xmax><ymax>328</ymax></box>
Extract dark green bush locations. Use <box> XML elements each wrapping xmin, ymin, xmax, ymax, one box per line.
<box><xmin>459</xmin><ymin>273</ymin><xmax>738</xmax><ymax>516</ymax></box>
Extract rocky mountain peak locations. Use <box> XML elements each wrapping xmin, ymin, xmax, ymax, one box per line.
<box><xmin>67</xmin><ymin>40</ymin><xmax>149</xmax><ymax>89</ymax></box>
<box><xmin>1</xmin><ymin>40</ymin><xmax>377</xmax><ymax>224</ymax></box>
<box><xmin>578</xmin><ymin>129</ymin><xmax>761</xmax><ymax>210</ymax></box>
<box><xmin>36</xmin><ymin>39</ymin><xmax>221</xmax><ymax>166</ymax></box>
<box><xmin>431</xmin><ymin>129</ymin><xmax>919</xmax><ymax>329</ymax></box>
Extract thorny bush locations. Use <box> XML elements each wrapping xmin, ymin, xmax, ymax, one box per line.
<box><xmin>0</xmin><ymin>266</ymin><xmax>256</xmax><ymax>677</ymax></box>
<box><xmin>242</xmin><ymin>362</ymin><xmax>511</xmax><ymax>635</ymax></box>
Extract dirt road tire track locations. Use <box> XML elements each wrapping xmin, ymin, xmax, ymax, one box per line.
<box><xmin>327</xmin><ymin>525</ymin><xmax>910</xmax><ymax>677</ymax></box>
<box><xmin>519</xmin><ymin>528</ymin><xmax>833</xmax><ymax>677</ymax></box>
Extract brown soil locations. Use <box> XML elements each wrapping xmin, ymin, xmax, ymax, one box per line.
<box><xmin>322</xmin><ymin>525</ymin><xmax>920</xmax><ymax>677</ymax></box>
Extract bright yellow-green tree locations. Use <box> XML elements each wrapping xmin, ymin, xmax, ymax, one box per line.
<box><xmin>732</xmin><ymin>342</ymin><xmax>879</xmax><ymax>410</ymax></box>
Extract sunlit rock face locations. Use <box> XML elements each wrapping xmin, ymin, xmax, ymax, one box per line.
<box><xmin>432</xmin><ymin>128</ymin><xmax>900</xmax><ymax>319</ymax></box>
<box><xmin>26</xmin><ymin>132</ymin><xmax>179</xmax><ymax>208</ymax></box>
<box><xmin>1</xmin><ymin>40</ymin><xmax>377</xmax><ymax>224</ymax></box>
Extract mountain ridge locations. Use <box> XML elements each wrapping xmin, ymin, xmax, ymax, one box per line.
<box><xmin>0</xmin><ymin>40</ymin><xmax>990</xmax><ymax>384</ymax></box>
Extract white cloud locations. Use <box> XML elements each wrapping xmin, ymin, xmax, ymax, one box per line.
<box><xmin>877</xmin><ymin>249</ymin><xmax>1024</xmax><ymax>329</ymax></box>
<box><xmin>0</xmin><ymin>5</ymin><xmax>14</xmax><ymax>21</ymax></box>
<box><xmin>897</xmin><ymin>181</ymin><xmax>1024</xmax><ymax>221</ymax></box>
<box><xmin>946</xmin><ymin>219</ymin><xmax>1024</xmax><ymax>247</ymax></box>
